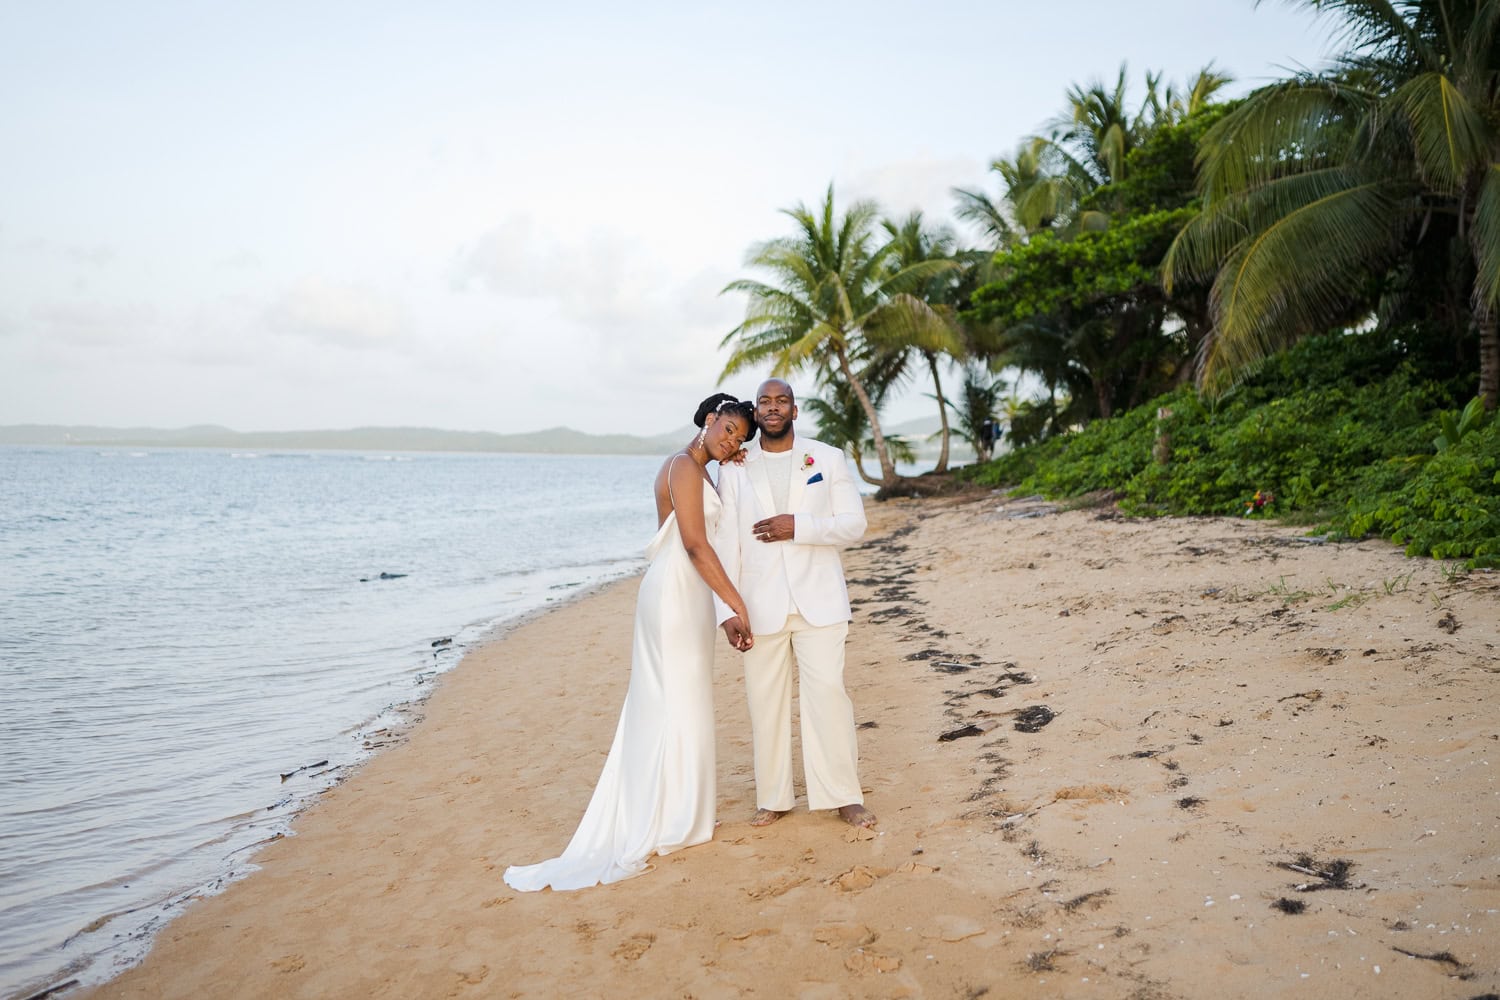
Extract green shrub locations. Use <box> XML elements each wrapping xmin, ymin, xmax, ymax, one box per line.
<box><xmin>959</xmin><ymin>328</ymin><xmax>1495</xmax><ymax>563</ymax></box>
<box><xmin>1341</xmin><ymin>419</ymin><xmax>1500</xmax><ymax>566</ymax></box>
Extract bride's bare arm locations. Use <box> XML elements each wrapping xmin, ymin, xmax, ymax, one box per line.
<box><xmin>669</xmin><ymin>457</ymin><xmax>751</xmax><ymax>628</ymax></box>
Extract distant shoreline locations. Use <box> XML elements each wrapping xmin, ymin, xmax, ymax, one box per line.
<box><xmin>0</xmin><ymin>423</ymin><xmax>689</xmax><ymax>456</ymax></box>
<box><xmin>0</xmin><ymin>420</ymin><xmax>971</xmax><ymax>461</ymax></box>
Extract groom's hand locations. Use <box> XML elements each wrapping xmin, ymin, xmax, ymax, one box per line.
<box><xmin>722</xmin><ymin>617</ymin><xmax>754</xmax><ymax>652</ymax></box>
<box><xmin>752</xmin><ymin>514</ymin><xmax>794</xmax><ymax>543</ymax></box>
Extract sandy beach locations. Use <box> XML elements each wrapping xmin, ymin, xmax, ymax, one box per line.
<box><xmin>79</xmin><ymin>492</ymin><xmax>1499</xmax><ymax>1000</ymax></box>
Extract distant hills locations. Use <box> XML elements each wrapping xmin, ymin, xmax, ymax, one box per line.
<box><xmin>0</xmin><ymin>423</ymin><xmax>690</xmax><ymax>455</ymax></box>
<box><xmin>0</xmin><ymin>416</ymin><xmax>973</xmax><ymax>460</ymax></box>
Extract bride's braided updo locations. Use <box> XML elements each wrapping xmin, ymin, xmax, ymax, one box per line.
<box><xmin>693</xmin><ymin>393</ymin><xmax>756</xmax><ymax>442</ymax></box>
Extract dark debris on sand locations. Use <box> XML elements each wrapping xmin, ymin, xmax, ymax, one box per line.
<box><xmin>1013</xmin><ymin>705</ymin><xmax>1056</xmax><ymax>733</ymax></box>
<box><xmin>1276</xmin><ymin>853</ymin><xmax>1358</xmax><ymax>891</ymax></box>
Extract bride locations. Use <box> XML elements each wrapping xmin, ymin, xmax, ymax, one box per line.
<box><xmin>503</xmin><ymin>393</ymin><xmax>756</xmax><ymax>891</ymax></box>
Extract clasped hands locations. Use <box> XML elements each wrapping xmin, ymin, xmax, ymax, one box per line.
<box><xmin>721</xmin><ymin>615</ymin><xmax>753</xmax><ymax>652</ymax></box>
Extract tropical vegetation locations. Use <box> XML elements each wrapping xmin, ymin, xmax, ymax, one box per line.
<box><xmin>719</xmin><ymin>0</ymin><xmax>1498</xmax><ymax>564</ymax></box>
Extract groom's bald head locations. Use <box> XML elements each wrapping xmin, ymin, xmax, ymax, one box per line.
<box><xmin>754</xmin><ymin>379</ymin><xmax>797</xmax><ymax>443</ymax></box>
<box><xmin>756</xmin><ymin>378</ymin><xmax>795</xmax><ymax>405</ymax></box>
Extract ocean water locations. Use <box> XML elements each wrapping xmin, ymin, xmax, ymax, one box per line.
<box><xmin>0</xmin><ymin>446</ymin><xmax>665</xmax><ymax>998</ymax></box>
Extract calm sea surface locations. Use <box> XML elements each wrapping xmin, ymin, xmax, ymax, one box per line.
<box><xmin>0</xmin><ymin>446</ymin><xmax>665</xmax><ymax>997</ymax></box>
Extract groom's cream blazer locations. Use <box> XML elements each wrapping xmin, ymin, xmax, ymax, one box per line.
<box><xmin>712</xmin><ymin>436</ymin><xmax>867</xmax><ymax>637</ymax></box>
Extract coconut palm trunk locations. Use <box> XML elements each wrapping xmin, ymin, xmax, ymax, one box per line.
<box><xmin>833</xmin><ymin>341</ymin><xmax>897</xmax><ymax>484</ymax></box>
<box><xmin>926</xmin><ymin>351</ymin><xmax>951</xmax><ymax>472</ymax></box>
<box><xmin>1472</xmin><ymin>223</ymin><xmax>1500</xmax><ymax>411</ymax></box>
<box><xmin>1475</xmin><ymin>305</ymin><xmax>1499</xmax><ymax>411</ymax></box>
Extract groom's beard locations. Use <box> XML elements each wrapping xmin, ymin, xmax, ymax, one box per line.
<box><xmin>757</xmin><ymin>422</ymin><xmax>793</xmax><ymax>442</ymax></box>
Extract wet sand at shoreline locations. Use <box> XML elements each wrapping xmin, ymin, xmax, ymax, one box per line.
<box><xmin>81</xmin><ymin>493</ymin><xmax>1499</xmax><ymax>999</ymax></box>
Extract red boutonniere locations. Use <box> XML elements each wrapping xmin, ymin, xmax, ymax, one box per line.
<box><xmin>801</xmin><ymin>454</ymin><xmax>815</xmax><ymax>470</ymax></box>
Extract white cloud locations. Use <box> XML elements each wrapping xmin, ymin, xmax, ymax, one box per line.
<box><xmin>63</xmin><ymin>244</ymin><xmax>118</xmax><ymax>268</ymax></box>
<box><xmin>215</xmin><ymin>249</ymin><xmax>262</xmax><ymax>270</ymax></box>
<box><xmin>265</xmin><ymin>278</ymin><xmax>409</xmax><ymax>350</ymax></box>
<box><xmin>27</xmin><ymin>299</ymin><xmax>159</xmax><ymax>350</ymax></box>
<box><xmin>846</xmin><ymin>154</ymin><xmax>994</xmax><ymax>232</ymax></box>
<box><xmin>452</xmin><ymin>215</ymin><xmax>668</xmax><ymax>329</ymax></box>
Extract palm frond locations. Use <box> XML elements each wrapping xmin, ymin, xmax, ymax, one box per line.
<box><xmin>952</xmin><ymin>187</ymin><xmax>1017</xmax><ymax>246</ymax></box>
<box><xmin>863</xmin><ymin>293</ymin><xmax>962</xmax><ymax>353</ymax></box>
<box><xmin>1388</xmin><ymin>71</ymin><xmax>1494</xmax><ymax>192</ymax></box>
<box><xmin>1267</xmin><ymin>0</ymin><xmax>1437</xmax><ymax>69</ymax></box>
<box><xmin>1463</xmin><ymin>0</ymin><xmax>1500</xmax><ymax>76</ymax></box>
<box><xmin>1196</xmin><ymin>78</ymin><xmax>1373</xmax><ymax>199</ymax></box>
<box><xmin>1472</xmin><ymin>162</ymin><xmax>1500</xmax><ymax>308</ymax></box>
<box><xmin>1205</xmin><ymin>180</ymin><xmax>1408</xmax><ymax>388</ymax></box>
<box><xmin>1165</xmin><ymin>166</ymin><xmax>1380</xmax><ymax>288</ymax></box>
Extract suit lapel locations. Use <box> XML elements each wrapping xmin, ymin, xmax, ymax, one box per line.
<box><xmin>746</xmin><ymin>443</ymin><xmax>775</xmax><ymax>516</ymax></box>
<box><xmin>786</xmin><ymin>440</ymin><xmax>807</xmax><ymax>513</ymax></box>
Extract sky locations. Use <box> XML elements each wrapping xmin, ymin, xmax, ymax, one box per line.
<box><xmin>0</xmin><ymin>1</ymin><xmax>1338</xmax><ymax>437</ymax></box>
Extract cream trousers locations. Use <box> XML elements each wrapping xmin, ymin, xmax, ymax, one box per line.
<box><xmin>742</xmin><ymin>614</ymin><xmax>863</xmax><ymax>811</ymax></box>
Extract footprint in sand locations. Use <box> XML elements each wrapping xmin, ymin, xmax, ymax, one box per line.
<box><xmin>745</xmin><ymin>874</ymin><xmax>808</xmax><ymax>899</ymax></box>
<box><xmin>919</xmin><ymin>915</ymin><xmax>986</xmax><ymax>942</ymax></box>
<box><xmin>1052</xmin><ymin>784</ymin><xmax>1128</xmax><ymax>805</ymax></box>
<box><xmin>844</xmin><ymin>948</ymin><xmax>902</xmax><ymax>973</ymax></box>
<box><xmin>812</xmin><ymin>923</ymin><xmax>878</xmax><ymax>947</ymax></box>
<box><xmin>451</xmin><ymin>964</ymin><xmax>489</xmax><ymax>987</ymax></box>
<box><xmin>826</xmin><ymin>865</ymin><xmax>894</xmax><ymax>892</ymax></box>
<box><xmin>611</xmin><ymin>932</ymin><xmax>655</xmax><ymax>961</ymax></box>
<box><xmin>270</xmin><ymin>954</ymin><xmax>305</xmax><ymax>974</ymax></box>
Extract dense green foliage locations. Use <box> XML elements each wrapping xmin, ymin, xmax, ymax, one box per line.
<box><xmin>727</xmin><ymin>5</ymin><xmax>1499</xmax><ymax>543</ymax></box>
<box><xmin>1346</xmin><ymin>419</ymin><xmax>1500</xmax><ymax>563</ymax></box>
<box><xmin>961</xmin><ymin>330</ymin><xmax>1499</xmax><ymax>566</ymax></box>
<box><xmin>1161</xmin><ymin>0</ymin><xmax>1500</xmax><ymax>408</ymax></box>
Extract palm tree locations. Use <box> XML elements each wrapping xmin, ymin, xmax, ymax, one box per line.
<box><xmin>1163</xmin><ymin>0</ymin><xmax>1500</xmax><ymax>409</ymax></box>
<box><xmin>802</xmin><ymin>374</ymin><xmax>888</xmax><ymax>486</ymax></box>
<box><xmin>1054</xmin><ymin>65</ymin><xmax>1141</xmax><ymax>188</ymax></box>
<box><xmin>954</xmin><ymin>137</ymin><xmax>1091</xmax><ymax>247</ymax></box>
<box><xmin>948</xmin><ymin>364</ymin><xmax>1008</xmax><ymax>461</ymax></box>
<box><xmin>864</xmin><ymin>211</ymin><xmax>971</xmax><ymax>472</ymax></box>
<box><xmin>957</xmin><ymin>64</ymin><xmax>1234</xmax><ymax>253</ymax></box>
<box><xmin>721</xmin><ymin>185</ymin><xmax>955</xmax><ymax>486</ymax></box>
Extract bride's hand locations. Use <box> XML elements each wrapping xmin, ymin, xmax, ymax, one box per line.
<box><xmin>722</xmin><ymin>615</ymin><xmax>753</xmax><ymax>652</ymax></box>
<box><xmin>724</xmin><ymin>446</ymin><xmax>748</xmax><ymax>465</ymax></box>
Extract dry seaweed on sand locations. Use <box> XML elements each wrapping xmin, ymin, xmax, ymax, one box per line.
<box><xmin>1276</xmin><ymin>853</ymin><xmax>1357</xmax><ymax>890</ymax></box>
<box><xmin>1060</xmin><ymin>889</ymin><xmax>1112</xmax><ymax>912</ymax></box>
<box><xmin>1391</xmin><ymin>947</ymin><xmax>1472</xmax><ymax>977</ymax></box>
<box><xmin>1012</xmin><ymin>705</ymin><xmax>1056</xmax><ymax>732</ymax></box>
<box><xmin>940</xmin><ymin>719</ymin><xmax>1000</xmax><ymax>742</ymax></box>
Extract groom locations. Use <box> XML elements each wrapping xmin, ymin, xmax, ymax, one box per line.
<box><xmin>714</xmin><ymin>379</ymin><xmax>876</xmax><ymax>829</ymax></box>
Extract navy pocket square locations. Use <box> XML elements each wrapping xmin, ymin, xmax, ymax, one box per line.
<box><xmin>806</xmin><ymin>472</ymin><xmax>824</xmax><ymax>484</ymax></box>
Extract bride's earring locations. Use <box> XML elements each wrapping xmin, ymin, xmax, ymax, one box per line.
<box><xmin>695</xmin><ymin>426</ymin><xmax>707</xmax><ymax>451</ymax></box>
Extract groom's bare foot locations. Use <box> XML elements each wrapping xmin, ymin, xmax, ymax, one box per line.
<box><xmin>838</xmin><ymin>804</ymin><xmax>877</xmax><ymax>828</ymax></box>
<box><xmin>750</xmin><ymin>808</ymin><xmax>788</xmax><ymax>827</ymax></box>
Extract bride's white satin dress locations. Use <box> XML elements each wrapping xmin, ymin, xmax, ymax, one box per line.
<box><xmin>503</xmin><ymin>480</ymin><xmax>720</xmax><ymax>891</ymax></box>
